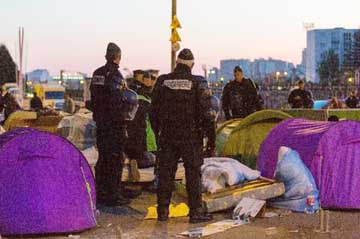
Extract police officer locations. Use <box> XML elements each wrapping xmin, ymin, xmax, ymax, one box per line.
<box><xmin>288</xmin><ymin>80</ymin><xmax>314</xmax><ymax>109</ymax></box>
<box><xmin>151</xmin><ymin>48</ymin><xmax>214</xmax><ymax>224</ymax></box>
<box><xmin>222</xmin><ymin>66</ymin><xmax>260</xmax><ymax>120</ymax></box>
<box><xmin>126</xmin><ymin>71</ymin><xmax>157</xmax><ymax>169</ymax></box>
<box><xmin>91</xmin><ymin>42</ymin><xmax>138</xmax><ymax>207</ymax></box>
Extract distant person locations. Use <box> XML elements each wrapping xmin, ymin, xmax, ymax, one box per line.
<box><xmin>134</xmin><ymin>70</ymin><xmax>145</xmax><ymax>80</ymax></box>
<box><xmin>345</xmin><ymin>91</ymin><xmax>358</xmax><ymax>108</ymax></box>
<box><xmin>288</xmin><ymin>80</ymin><xmax>314</xmax><ymax>109</ymax></box>
<box><xmin>324</xmin><ymin>97</ymin><xmax>346</xmax><ymax>109</ymax></box>
<box><xmin>30</xmin><ymin>92</ymin><xmax>43</xmax><ymax>111</ymax></box>
<box><xmin>64</xmin><ymin>94</ymin><xmax>75</xmax><ymax>114</ymax></box>
<box><xmin>222</xmin><ymin>66</ymin><xmax>260</xmax><ymax>120</ymax></box>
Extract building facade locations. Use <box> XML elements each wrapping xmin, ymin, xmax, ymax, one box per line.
<box><xmin>305</xmin><ymin>28</ymin><xmax>358</xmax><ymax>83</ymax></box>
<box><xmin>26</xmin><ymin>69</ymin><xmax>51</xmax><ymax>84</ymax></box>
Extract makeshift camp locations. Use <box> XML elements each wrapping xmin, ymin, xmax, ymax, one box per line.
<box><xmin>216</xmin><ymin>110</ymin><xmax>292</xmax><ymax>168</ymax></box>
<box><xmin>3</xmin><ymin>111</ymin><xmax>63</xmax><ymax>133</ymax></box>
<box><xmin>176</xmin><ymin>157</ymin><xmax>285</xmax><ymax>213</ymax></box>
<box><xmin>0</xmin><ymin>128</ymin><xmax>96</xmax><ymax>236</ymax></box>
<box><xmin>258</xmin><ymin>118</ymin><xmax>360</xmax><ymax>209</ymax></box>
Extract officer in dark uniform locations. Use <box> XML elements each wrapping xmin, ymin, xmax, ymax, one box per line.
<box><xmin>151</xmin><ymin>48</ymin><xmax>214</xmax><ymax>224</ymax></box>
<box><xmin>203</xmin><ymin>95</ymin><xmax>220</xmax><ymax>158</ymax></box>
<box><xmin>288</xmin><ymin>80</ymin><xmax>314</xmax><ymax>109</ymax></box>
<box><xmin>91</xmin><ymin>42</ymin><xmax>138</xmax><ymax>207</ymax></box>
<box><xmin>126</xmin><ymin>71</ymin><xmax>156</xmax><ymax>169</ymax></box>
<box><xmin>222</xmin><ymin>66</ymin><xmax>260</xmax><ymax>120</ymax></box>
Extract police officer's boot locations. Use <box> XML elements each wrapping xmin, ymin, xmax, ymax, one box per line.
<box><xmin>104</xmin><ymin>164</ymin><xmax>131</xmax><ymax>207</ymax></box>
<box><xmin>95</xmin><ymin>163</ymin><xmax>107</xmax><ymax>207</ymax></box>
<box><xmin>157</xmin><ymin>206</ymin><xmax>169</xmax><ymax>222</ymax></box>
<box><xmin>189</xmin><ymin>208</ymin><xmax>213</xmax><ymax>224</ymax></box>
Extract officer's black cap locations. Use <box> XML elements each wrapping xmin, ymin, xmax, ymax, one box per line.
<box><xmin>133</xmin><ymin>70</ymin><xmax>145</xmax><ymax>76</ymax></box>
<box><xmin>105</xmin><ymin>42</ymin><xmax>121</xmax><ymax>61</ymax></box>
<box><xmin>234</xmin><ymin>66</ymin><xmax>243</xmax><ymax>73</ymax></box>
<box><xmin>178</xmin><ymin>48</ymin><xmax>194</xmax><ymax>60</ymax></box>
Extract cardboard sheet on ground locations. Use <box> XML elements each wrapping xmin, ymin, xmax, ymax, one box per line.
<box><xmin>145</xmin><ymin>203</ymin><xmax>189</xmax><ymax>219</ymax></box>
<box><xmin>180</xmin><ymin>219</ymin><xmax>249</xmax><ymax>237</ymax></box>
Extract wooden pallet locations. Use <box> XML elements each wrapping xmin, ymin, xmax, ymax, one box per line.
<box><xmin>175</xmin><ymin>177</ymin><xmax>285</xmax><ymax>213</ymax></box>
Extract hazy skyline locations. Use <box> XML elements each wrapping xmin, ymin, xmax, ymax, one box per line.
<box><xmin>1</xmin><ymin>0</ymin><xmax>359</xmax><ymax>76</ymax></box>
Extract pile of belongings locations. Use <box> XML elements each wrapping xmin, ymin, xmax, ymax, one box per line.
<box><xmin>201</xmin><ymin>157</ymin><xmax>261</xmax><ymax>194</ymax></box>
<box><xmin>57</xmin><ymin>109</ymin><xmax>96</xmax><ymax>150</ymax></box>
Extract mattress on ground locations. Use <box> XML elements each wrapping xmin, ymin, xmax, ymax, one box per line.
<box><xmin>175</xmin><ymin>177</ymin><xmax>285</xmax><ymax>213</ymax></box>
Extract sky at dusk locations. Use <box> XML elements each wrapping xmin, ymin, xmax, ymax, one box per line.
<box><xmin>1</xmin><ymin>0</ymin><xmax>359</xmax><ymax>76</ymax></box>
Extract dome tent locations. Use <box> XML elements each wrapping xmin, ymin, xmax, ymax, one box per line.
<box><xmin>215</xmin><ymin>110</ymin><xmax>292</xmax><ymax>168</ymax></box>
<box><xmin>0</xmin><ymin>128</ymin><xmax>96</xmax><ymax>236</ymax></box>
<box><xmin>258</xmin><ymin>118</ymin><xmax>360</xmax><ymax>209</ymax></box>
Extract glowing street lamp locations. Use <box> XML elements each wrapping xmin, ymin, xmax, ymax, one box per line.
<box><xmin>348</xmin><ymin>77</ymin><xmax>353</xmax><ymax>83</ymax></box>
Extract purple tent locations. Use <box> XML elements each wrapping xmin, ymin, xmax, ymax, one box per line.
<box><xmin>0</xmin><ymin>128</ymin><xmax>96</xmax><ymax>236</ymax></box>
<box><xmin>258</xmin><ymin>118</ymin><xmax>360</xmax><ymax>209</ymax></box>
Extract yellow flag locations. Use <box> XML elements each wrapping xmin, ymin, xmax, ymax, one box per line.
<box><xmin>170</xmin><ymin>15</ymin><xmax>182</xmax><ymax>29</ymax></box>
<box><xmin>170</xmin><ymin>29</ymin><xmax>181</xmax><ymax>42</ymax></box>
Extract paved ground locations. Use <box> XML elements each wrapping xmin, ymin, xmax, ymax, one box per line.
<box><xmin>4</xmin><ymin>192</ymin><xmax>360</xmax><ymax>239</ymax></box>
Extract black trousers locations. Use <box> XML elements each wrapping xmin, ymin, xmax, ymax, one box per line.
<box><xmin>95</xmin><ymin>124</ymin><xmax>127</xmax><ymax>201</ymax></box>
<box><xmin>157</xmin><ymin>136</ymin><xmax>203</xmax><ymax>212</ymax></box>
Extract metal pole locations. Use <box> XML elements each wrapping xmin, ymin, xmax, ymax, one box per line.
<box><xmin>171</xmin><ymin>0</ymin><xmax>177</xmax><ymax>72</ymax></box>
<box><xmin>18</xmin><ymin>27</ymin><xmax>24</xmax><ymax>107</ymax></box>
